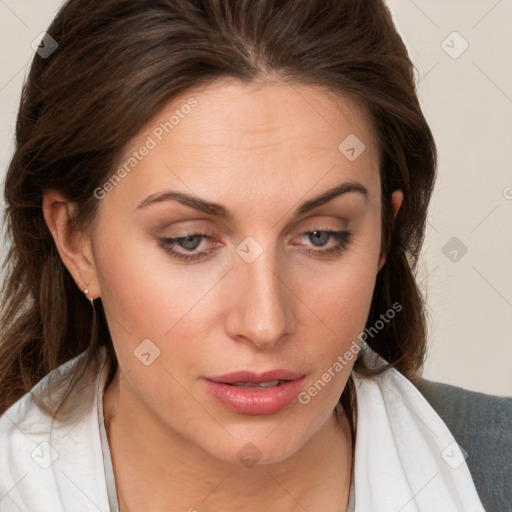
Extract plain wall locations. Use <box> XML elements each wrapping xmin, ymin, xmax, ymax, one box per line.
<box><xmin>0</xmin><ymin>0</ymin><xmax>511</xmax><ymax>396</ymax></box>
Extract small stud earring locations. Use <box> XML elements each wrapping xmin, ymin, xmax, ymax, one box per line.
<box><xmin>84</xmin><ymin>289</ymin><xmax>95</xmax><ymax>306</ymax></box>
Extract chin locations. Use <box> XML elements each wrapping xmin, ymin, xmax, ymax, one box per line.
<box><xmin>200</xmin><ymin>428</ymin><xmax>311</xmax><ymax>468</ymax></box>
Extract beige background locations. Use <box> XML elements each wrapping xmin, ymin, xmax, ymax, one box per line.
<box><xmin>0</xmin><ymin>1</ymin><xmax>510</xmax><ymax>396</ymax></box>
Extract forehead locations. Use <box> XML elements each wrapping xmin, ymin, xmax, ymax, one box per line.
<box><xmin>146</xmin><ymin>79</ymin><xmax>376</xmax><ymax>152</ymax></box>
<box><xmin>111</xmin><ymin>79</ymin><xmax>380</xmax><ymax>209</ymax></box>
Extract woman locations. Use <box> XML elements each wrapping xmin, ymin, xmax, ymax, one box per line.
<box><xmin>0</xmin><ymin>0</ymin><xmax>486</xmax><ymax>510</ymax></box>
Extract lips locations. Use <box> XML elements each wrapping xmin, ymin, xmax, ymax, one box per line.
<box><xmin>202</xmin><ymin>370</ymin><xmax>306</xmax><ymax>415</ymax></box>
<box><xmin>232</xmin><ymin>380</ymin><xmax>281</xmax><ymax>388</ymax></box>
<box><xmin>206</xmin><ymin>370</ymin><xmax>305</xmax><ymax>385</ymax></box>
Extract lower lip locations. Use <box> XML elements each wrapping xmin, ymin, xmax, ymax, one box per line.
<box><xmin>201</xmin><ymin>377</ymin><xmax>305</xmax><ymax>415</ymax></box>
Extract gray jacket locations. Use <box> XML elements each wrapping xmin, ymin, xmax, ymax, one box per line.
<box><xmin>414</xmin><ymin>379</ymin><xmax>512</xmax><ymax>512</ymax></box>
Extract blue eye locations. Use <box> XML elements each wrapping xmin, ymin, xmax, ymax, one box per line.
<box><xmin>299</xmin><ymin>230</ymin><xmax>353</xmax><ymax>258</ymax></box>
<box><xmin>157</xmin><ymin>233</ymin><xmax>211</xmax><ymax>262</ymax></box>
<box><xmin>157</xmin><ymin>230</ymin><xmax>352</xmax><ymax>263</ymax></box>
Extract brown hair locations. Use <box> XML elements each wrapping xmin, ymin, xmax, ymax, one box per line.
<box><xmin>1</xmin><ymin>0</ymin><xmax>436</xmax><ymax>466</ymax></box>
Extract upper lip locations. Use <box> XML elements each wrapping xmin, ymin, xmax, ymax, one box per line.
<box><xmin>205</xmin><ymin>370</ymin><xmax>305</xmax><ymax>384</ymax></box>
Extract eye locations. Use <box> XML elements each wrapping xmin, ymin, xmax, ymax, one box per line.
<box><xmin>293</xmin><ymin>230</ymin><xmax>353</xmax><ymax>258</ymax></box>
<box><xmin>157</xmin><ymin>233</ymin><xmax>217</xmax><ymax>262</ymax></box>
<box><xmin>158</xmin><ymin>228</ymin><xmax>353</xmax><ymax>263</ymax></box>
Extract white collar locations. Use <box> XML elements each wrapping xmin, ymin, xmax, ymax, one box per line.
<box><xmin>350</xmin><ymin>342</ymin><xmax>485</xmax><ymax>511</ymax></box>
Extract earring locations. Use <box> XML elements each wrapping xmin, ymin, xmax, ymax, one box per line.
<box><xmin>84</xmin><ymin>289</ymin><xmax>95</xmax><ymax>306</ymax></box>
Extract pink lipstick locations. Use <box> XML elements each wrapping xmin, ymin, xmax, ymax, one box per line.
<box><xmin>202</xmin><ymin>370</ymin><xmax>306</xmax><ymax>415</ymax></box>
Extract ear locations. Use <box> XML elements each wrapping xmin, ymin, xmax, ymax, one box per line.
<box><xmin>42</xmin><ymin>189</ymin><xmax>100</xmax><ymax>300</ymax></box>
<box><xmin>378</xmin><ymin>189</ymin><xmax>404</xmax><ymax>272</ymax></box>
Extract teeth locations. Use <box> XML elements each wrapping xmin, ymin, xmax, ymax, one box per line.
<box><xmin>232</xmin><ymin>380</ymin><xmax>281</xmax><ymax>388</ymax></box>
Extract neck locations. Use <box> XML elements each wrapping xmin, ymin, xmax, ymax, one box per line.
<box><xmin>103</xmin><ymin>372</ymin><xmax>353</xmax><ymax>512</ymax></box>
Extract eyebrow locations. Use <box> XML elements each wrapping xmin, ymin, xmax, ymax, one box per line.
<box><xmin>136</xmin><ymin>180</ymin><xmax>368</xmax><ymax>218</ymax></box>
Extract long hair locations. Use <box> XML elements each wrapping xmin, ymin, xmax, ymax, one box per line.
<box><xmin>1</xmin><ymin>0</ymin><xmax>436</xmax><ymax>464</ymax></box>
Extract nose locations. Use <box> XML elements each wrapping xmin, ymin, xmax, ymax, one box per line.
<box><xmin>225</xmin><ymin>244</ymin><xmax>295</xmax><ymax>350</ymax></box>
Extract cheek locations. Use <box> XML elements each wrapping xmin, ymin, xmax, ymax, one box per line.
<box><xmin>94</xmin><ymin>227</ymin><xmax>216</xmax><ymax>415</ymax></box>
<box><xmin>296</xmin><ymin>266</ymin><xmax>376</xmax><ymax>369</ymax></box>
<box><xmin>93</xmin><ymin>218</ymin><xmax>236</xmax><ymax>389</ymax></box>
<box><xmin>290</xmin><ymin>237</ymin><xmax>380</xmax><ymax>394</ymax></box>
<box><xmin>93</xmin><ymin>223</ymin><xmax>204</xmax><ymax>351</ymax></box>
<box><xmin>96</xmin><ymin>207</ymin><xmax>197</xmax><ymax>307</ymax></box>
<box><xmin>298</xmin><ymin>240</ymin><xmax>379</xmax><ymax>333</ymax></box>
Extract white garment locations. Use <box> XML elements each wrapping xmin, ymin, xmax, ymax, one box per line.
<box><xmin>0</xmin><ymin>344</ymin><xmax>485</xmax><ymax>511</ymax></box>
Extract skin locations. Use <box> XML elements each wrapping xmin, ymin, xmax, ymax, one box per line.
<box><xmin>43</xmin><ymin>78</ymin><xmax>403</xmax><ymax>512</ymax></box>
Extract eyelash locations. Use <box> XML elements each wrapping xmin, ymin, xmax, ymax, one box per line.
<box><xmin>157</xmin><ymin>229</ymin><xmax>353</xmax><ymax>263</ymax></box>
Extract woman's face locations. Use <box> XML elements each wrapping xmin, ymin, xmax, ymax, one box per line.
<box><xmin>87</xmin><ymin>79</ymin><xmax>399</xmax><ymax>465</ymax></box>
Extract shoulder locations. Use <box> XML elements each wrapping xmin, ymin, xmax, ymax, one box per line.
<box><xmin>0</xmin><ymin>348</ymin><xmax>111</xmax><ymax>511</ymax></box>
<box><xmin>414</xmin><ymin>378</ymin><xmax>512</xmax><ymax>436</ymax></box>
<box><xmin>414</xmin><ymin>378</ymin><xmax>512</xmax><ymax>512</ymax></box>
